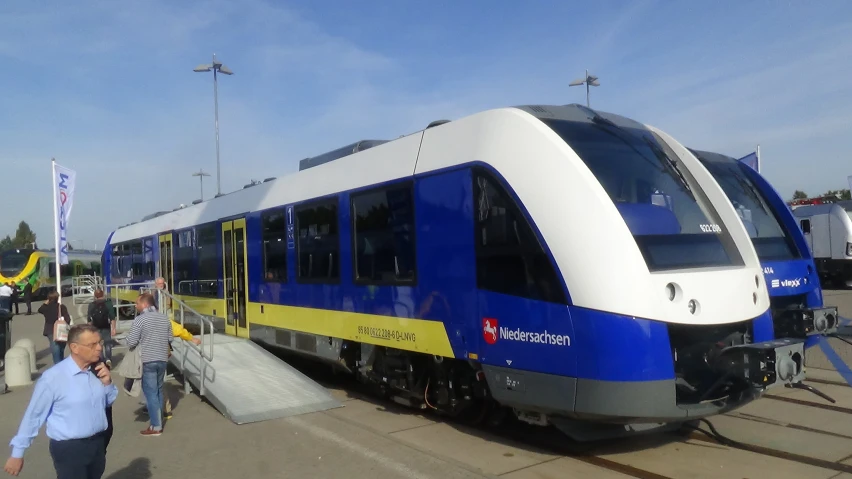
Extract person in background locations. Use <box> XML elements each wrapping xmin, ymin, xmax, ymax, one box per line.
<box><xmin>152</xmin><ymin>277</ymin><xmax>170</xmax><ymax>314</ymax></box>
<box><xmin>0</xmin><ymin>283</ymin><xmax>11</xmax><ymax>312</ymax></box>
<box><xmin>125</xmin><ymin>292</ymin><xmax>171</xmax><ymax>436</ymax></box>
<box><xmin>4</xmin><ymin>324</ymin><xmax>116</xmax><ymax>478</ymax></box>
<box><xmin>86</xmin><ymin>290</ymin><xmax>116</xmax><ymax>367</ymax></box>
<box><xmin>163</xmin><ymin>319</ymin><xmax>199</xmax><ymax>419</ymax></box>
<box><xmin>22</xmin><ymin>283</ymin><xmax>32</xmax><ymax>316</ymax></box>
<box><xmin>9</xmin><ymin>283</ymin><xmax>19</xmax><ymax>316</ymax></box>
<box><xmin>39</xmin><ymin>291</ymin><xmax>71</xmax><ymax>365</ymax></box>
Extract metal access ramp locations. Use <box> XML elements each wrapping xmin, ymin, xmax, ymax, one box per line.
<box><xmin>107</xmin><ymin>283</ymin><xmax>343</xmax><ymax>424</ymax></box>
<box><xmin>170</xmin><ymin>333</ymin><xmax>343</xmax><ymax>424</ymax></box>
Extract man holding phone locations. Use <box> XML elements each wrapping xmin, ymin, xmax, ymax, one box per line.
<box><xmin>4</xmin><ymin>323</ymin><xmax>117</xmax><ymax>478</ymax></box>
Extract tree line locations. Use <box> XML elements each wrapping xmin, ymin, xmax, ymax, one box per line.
<box><xmin>0</xmin><ymin>221</ymin><xmax>37</xmax><ymax>251</ymax></box>
<box><xmin>791</xmin><ymin>189</ymin><xmax>851</xmax><ymax>201</ymax></box>
<box><xmin>0</xmin><ymin>221</ymin><xmax>77</xmax><ymax>252</ymax></box>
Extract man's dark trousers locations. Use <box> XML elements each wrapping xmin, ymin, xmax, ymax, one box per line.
<box><xmin>48</xmin><ymin>434</ymin><xmax>107</xmax><ymax>479</ymax></box>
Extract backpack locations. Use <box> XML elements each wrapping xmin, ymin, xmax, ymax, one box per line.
<box><xmin>90</xmin><ymin>301</ymin><xmax>111</xmax><ymax>329</ymax></box>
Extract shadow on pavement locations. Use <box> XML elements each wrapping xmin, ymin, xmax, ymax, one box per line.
<box><xmin>106</xmin><ymin>457</ymin><xmax>152</xmax><ymax>478</ymax></box>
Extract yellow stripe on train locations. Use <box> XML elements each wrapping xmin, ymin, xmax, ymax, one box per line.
<box><xmin>0</xmin><ymin>252</ymin><xmax>46</xmax><ymax>284</ymax></box>
<box><xmin>248</xmin><ymin>302</ymin><xmax>456</xmax><ymax>358</ymax></box>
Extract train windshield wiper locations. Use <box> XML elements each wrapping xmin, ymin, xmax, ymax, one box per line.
<box><xmin>641</xmin><ymin>136</ymin><xmax>693</xmax><ymax>196</ymax></box>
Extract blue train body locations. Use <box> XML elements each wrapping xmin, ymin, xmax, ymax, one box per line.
<box><xmin>102</xmin><ymin>105</ymin><xmax>807</xmax><ymax>440</ymax></box>
<box><xmin>691</xmin><ymin>149</ymin><xmax>837</xmax><ymax>340</ymax></box>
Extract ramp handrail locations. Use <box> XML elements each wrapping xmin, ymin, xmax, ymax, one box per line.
<box><xmin>157</xmin><ymin>288</ymin><xmax>214</xmax><ymax>362</ymax></box>
<box><xmin>157</xmin><ymin>288</ymin><xmax>215</xmax><ymax>396</ymax></box>
<box><xmin>102</xmin><ymin>281</ymin><xmax>215</xmax><ymax>396</ymax></box>
<box><xmin>103</xmin><ymin>282</ymin><xmax>157</xmax><ymax>316</ymax></box>
<box><xmin>72</xmin><ymin>275</ymin><xmax>104</xmax><ymax>304</ymax></box>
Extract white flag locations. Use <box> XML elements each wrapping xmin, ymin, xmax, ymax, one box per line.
<box><xmin>53</xmin><ymin>162</ymin><xmax>76</xmax><ymax>265</ymax></box>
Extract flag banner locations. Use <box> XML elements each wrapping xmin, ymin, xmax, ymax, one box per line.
<box><xmin>53</xmin><ymin>162</ymin><xmax>76</xmax><ymax>265</ymax></box>
<box><xmin>738</xmin><ymin>151</ymin><xmax>759</xmax><ymax>172</ymax></box>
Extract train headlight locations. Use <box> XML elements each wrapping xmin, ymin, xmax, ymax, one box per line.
<box><xmin>846</xmin><ymin>242</ymin><xmax>852</xmax><ymax>256</ymax></box>
<box><xmin>666</xmin><ymin>283</ymin><xmax>676</xmax><ymax>301</ymax></box>
<box><xmin>688</xmin><ymin>299</ymin><xmax>698</xmax><ymax>315</ymax></box>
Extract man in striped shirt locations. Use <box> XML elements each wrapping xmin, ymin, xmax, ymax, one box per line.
<box><xmin>125</xmin><ymin>292</ymin><xmax>172</xmax><ymax>437</ymax></box>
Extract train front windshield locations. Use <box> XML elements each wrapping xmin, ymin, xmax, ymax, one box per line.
<box><xmin>542</xmin><ymin>118</ymin><xmax>743</xmax><ymax>271</ymax></box>
<box><xmin>0</xmin><ymin>250</ymin><xmax>32</xmax><ymax>278</ymax></box>
<box><xmin>695</xmin><ymin>151</ymin><xmax>799</xmax><ymax>261</ymax></box>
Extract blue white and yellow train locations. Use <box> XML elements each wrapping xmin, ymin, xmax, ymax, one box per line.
<box><xmin>689</xmin><ymin>148</ymin><xmax>838</xmax><ymax>341</ymax></box>
<box><xmin>102</xmin><ymin>104</ymin><xmax>811</xmax><ymax>440</ymax></box>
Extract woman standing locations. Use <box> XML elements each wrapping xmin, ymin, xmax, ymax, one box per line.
<box><xmin>38</xmin><ymin>291</ymin><xmax>71</xmax><ymax>365</ymax></box>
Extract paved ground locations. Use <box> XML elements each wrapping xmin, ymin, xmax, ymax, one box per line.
<box><xmin>0</xmin><ymin>299</ymin><xmax>491</xmax><ymax>479</ymax></box>
<box><xmin>1</xmin><ymin>292</ymin><xmax>852</xmax><ymax>478</ymax></box>
<box><xmin>805</xmin><ymin>289</ymin><xmax>852</xmax><ymax>370</ymax></box>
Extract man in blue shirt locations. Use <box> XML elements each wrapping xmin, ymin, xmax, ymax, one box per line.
<box><xmin>4</xmin><ymin>323</ymin><xmax>117</xmax><ymax>478</ymax></box>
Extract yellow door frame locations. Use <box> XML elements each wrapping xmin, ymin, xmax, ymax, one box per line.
<box><xmin>221</xmin><ymin>219</ymin><xmax>250</xmax><ymax>338</ymax></box>
<box><xmin>158</xmin><ymin>233</ymin><xmax>174</xmax><ymax>317</ymax></box>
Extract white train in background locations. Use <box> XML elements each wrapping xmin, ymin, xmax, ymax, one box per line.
<box><xmin>793</xmin><ymin>200</ymin><xmax>852</xmax><ymax>287</ymax></box>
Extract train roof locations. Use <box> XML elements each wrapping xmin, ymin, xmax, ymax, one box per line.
<box><xmin>791</xmin><ymin>202</ymin><xmax>850</xmax><ymax>216</ymax></box>
<box><xmin>688</xmin><ymin>148</ymin><xmax>737</xmax><ymax>164</ymax></box>
<box><xmin>107</xmin><ymin>103</ymin><xmax>658</xmax><ymax>245</ymax></box>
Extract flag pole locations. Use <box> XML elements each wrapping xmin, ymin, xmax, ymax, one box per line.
<box><xmin>756</xmin><ymin>144</ymin><xmax>761</xmax><ymax>173</ymax></box>
<box><xmin>51</xmin><ymin>158</ymin><xmax>62</xmax><ymax>307</ymax></box>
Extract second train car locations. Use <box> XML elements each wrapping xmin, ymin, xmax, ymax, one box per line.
<box><xmin>688</xmin><ymin>148</ymin><xmax>839</xmax><ymax>340</ymax></box>
<box><xmin>103</xmin><ymin>104</ymin><xmax>808</xmax><ymax>440</ymax></box>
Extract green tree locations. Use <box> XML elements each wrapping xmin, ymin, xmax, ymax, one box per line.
<box><xmin>0</xmin><ymin>235</ymin><xmax>12</xmax><ymax>251</ymax></box>
<box><xmin>822</xmin><ymin>189</ymin><xmax>852</xmax><ymax>200</ymax></box>
<box><xmin>12</xmin><ymin>221</ymin><xmax>36</xmax><ymax>249</ymax></box>
<box><xmin>792</xmin><ymin>190</ymin><xmax>808</xmax><ymax>199</ymax></box>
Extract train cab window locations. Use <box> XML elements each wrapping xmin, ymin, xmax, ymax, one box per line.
<box><xmin>351</xmin><ymin>183</ymin><xmax>416</xmax><ymax>284</ymax></box>
<box><xmin>542</xmin><ymin>118</ymin><xmax>743</xmax><ymax>271</ymax></box>
<box><xmin>0</xmin><ymin>249</ymin><xmax>31</xmax><ymax>278</ymax></box>
<box><xmin>800</xmin><ymin>219</ymin><xmax>811</xmax><ymax>234</ymax></box>
<box><xmin>262</xmin><ymin>209</ymin><xmax>288</xmax><ymax>283</ymax></box>
<box><xmin>296</xmin><ymin>200</ymin><xmax>339</xmax><ymax>282</ymax></box>
<box><xmin>473</xmin><ymin>170</ymin><xmax>566</xmax><ymax>304</ymax></box>
<box><xmin>195</xmin><ymin>224</ymin><xmax>220</xmax><ymax>297</ymax></box>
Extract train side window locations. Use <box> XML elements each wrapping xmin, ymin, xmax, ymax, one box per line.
<box><xmin>262</xmin><ymin>209</ymin><xmax>288</xmax><ymax>283</ymax></box>
<box><xmin>800</xmin><ymin>219</ymin><xmax>811</xmax><ymax>234</ymax></box>
<box><xmin>473</xmin><ymin>169</ymin><xmax>567</xmax><ymax>304</ymax></box>
<box><xmin>351</xmin><ymin>183</ymin><xmax>416</xmax><ymax>284</ymax></box>
<box><xmin>296</xmin><ymin>200</ymin><xmax>339</xmax><ymax>282</ymax></box>
<box><xmin>173</xmin><ymin>229</ymin><xmax>195</xmax><ymax>295</ymax></box>
<box><xmin>195</xmin><ymin>224</ymin><xmax>220</xmax><ymax>297</ymax></box>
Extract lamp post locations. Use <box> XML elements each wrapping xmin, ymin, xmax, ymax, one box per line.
<box><xmin>192</xmin><ymin>169</ymin><xmax>211</xmax><ymax>201</ymax></box>
<box><xmin>193</xmin><ymin>53</ymin><xmax>233</xmax><ymax>197</ymax></box>
<box><xmin>569</xmin><ymin>69</ymin><xmax>600</xmax><ymax>108</ymax></box>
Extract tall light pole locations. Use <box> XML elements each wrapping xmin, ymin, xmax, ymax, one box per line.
<box><xmin>193</xmin><ymin>53</ymin><xmax>233</xmax><ymax>197</ymax></box>
<box><xmin>569</xmin><ymin>69</ymin><xmax>600</xmax><ymax>108</ymax></box>
<box><xmin>192</xmin><ymin>169</ymin><xmax>211</xmax><ymax>201</ymax></box>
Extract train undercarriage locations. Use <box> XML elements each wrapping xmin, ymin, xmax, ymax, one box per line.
<box><xmin>327</xmin><ymin>329</ymin><xmax>822</xmax><ymax>442</ymax></box>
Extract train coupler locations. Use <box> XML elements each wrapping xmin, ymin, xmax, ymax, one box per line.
<box><xmin>713</xmin><ymin>338</ymin><xmax>806</xmax><ymax>390</ymax></box>
<box><xmin>773</xmin><ymin>306</ymin><xmax>839</xmax><ymax>338</ymax></box>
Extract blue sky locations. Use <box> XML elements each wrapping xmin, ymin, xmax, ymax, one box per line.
<box><xmin>1</xmin><ymin>0</ymin><xmax>850</xmax><ymax>250</ymax></box>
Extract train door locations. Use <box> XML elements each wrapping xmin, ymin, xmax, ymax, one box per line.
<box><xmin>222</xmin><ymin>218</ymin><xmax>249</xmax><ymax>338</ymax></box>
<box><xmin>158</xmin><ymin>233</ymin><xmax>174</xmax><ymax>292</ymax></box>
<box><xmin>800</xmin><ymin>219</ymin><xmax>813</xmax><ymax>256</ymax></box>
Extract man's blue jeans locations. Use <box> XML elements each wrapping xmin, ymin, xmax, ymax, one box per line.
<box><xmin>46</xmin><ymin>335</ymin><xmax>65</xmax><ymax>365</ymax></box>
<box><xmin>98</xmin><ymin>328</ymin><xmax>112</xmax><ymax>362</ymax></box>
<box><xmin>141</xmin><ymin>361</ymin><xmax>167</xmax><ymax>431</ymax></box>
